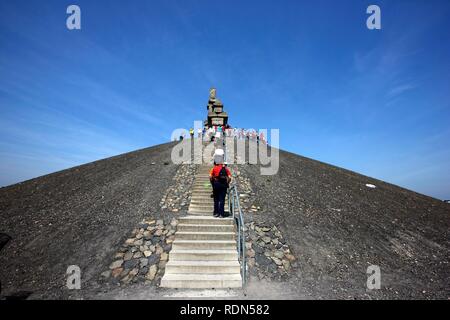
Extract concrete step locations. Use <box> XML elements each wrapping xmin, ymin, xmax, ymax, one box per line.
<box><xmin>190</xmin><ymin>191</ymin><xmax>214</xmax><ymax>196</ymax></box>
<box><xmin>169</xmin><ymin>249</ymin><xmax>238</xmax><ymax>261</ymax></box>
<box><xmin>189</xmin><ymin>199</ymin><xmax>215</xmax><ymax>205</ymax></box>
<box><xmin>172</xmin><ymin>240</ymin><xmax>236</xmax><ymax>250</ymax></box>
<box><xmin>178</xmin><ymin>216</ymin><xmax>233</xmax><ymax>225</ymax></box>
<box><xmin>194</xmin><ymin>180</ymin><xmax>211</xmax><ymax>183</ymax></box>
<box><xmin>177</xmin><ymin>224</ymin><xmax>234</xmax><ymax>232</ymax></box>
<box><xmin>187</xmin><ymin>210</ymin><xmax>229</xmax><ymax>216</ymax></box>
<box><xmin>188</xmin><ymin>205</ymin><xmax>229</xmax><ymax>211</ymax></box>
<box><xmin>165</xmin><ymin>260</ymin><xmax>241</xmax><ymax>274</ymax></box>
<box><xmin>190</xmin><ymin>196</ymin><xmax>215</xmax><ymax>201</ymax></box>
<box><xmin>160</xmin><ymin>273</ymin><xmax>242</xmax><ymax>288</ymax></box>
<box><xmin>187</xmin><ymin>210</ymin><xmax>214</xmax><ymax>215</ymax></box>
<box><xmin>191</xmin><ymin>187</ymin><xmax>213</xmax><ymax>191</ymax></box>
<box><xmin>189</xmin><ymin>202</ymin><xmax>229</xmax><ymax>208</ymax></box>
<box><xmin>187</xmin><ymin>210</ymin><xmax>231</xmax><ymax>216</ymax></box>
<box><xmin>193</xmin><ymin>182</ymin><xmax>211</xmax><ymax>186</ymax></box>
<box><xmin>176</xmin><ymin>231</ymin><xmax>235</xmax><ymax>241</ymax></box>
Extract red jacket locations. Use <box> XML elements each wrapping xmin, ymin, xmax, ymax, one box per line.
<box><xmin>210</xmin><ymin>165</ymin><xmax>231</xmax><ymax>179</ymax></box>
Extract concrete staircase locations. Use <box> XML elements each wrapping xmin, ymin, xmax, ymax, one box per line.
<box><xmin>160</xmin><ymin>163</ymin><xmax>242</xmax><ymax>289</ymax></box>
<box><xmin>188</xmin><ymin>166</ymin><xmax>229</xmax><ymax>215</ymax></box>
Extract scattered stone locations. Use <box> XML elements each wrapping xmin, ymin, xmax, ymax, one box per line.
<box><xmin>101</xmin><ymin>270</ymin><xmax>111</xmax><ymax>278</ymax></box>
<box><xmin>111</xmin><ymin>268</ymin><xmax>123</xmax><ymax>278</ymax></box>
<box><xmin>129</xmin><ymin>268</ymin><xmax>139</xmax><ymax>277</ymax></box>
<box><xmin>109</xmin><ymin>260</ymin><xmax>123</xmax><ymax>270</ymax></box>
<box><xmin>139</xmin><ymin>266</ymin><xmax>149</xmax><ymax>275</ymax></box>
<box><xmin>123</xmin><ymin>259</ymin><xmax>139</xmax><ymax>270</ymax></box>
<box><xmin>272</xmin><ymin>257</ymin><xmax>283</xmax><ymax>266</ymax></box>
<box><xmin>147</xmin><ymin>254</ymin><xmax>160</xmax><ymax>266</ymax></box>
<box><xmin>139</xmin><ymin>223</ymin><xmax>149</xmax><ymax>230</ymax></box>
<box><xmin>273</xmin><ymin>251</ymin><xmax>285</xmax><ymax>259</ymax></box>
<box><xmin>114</xmin><ymin>252</ymin><xmax>125</xmax><ymax>259</ymax></box>
<box><xmin>285</xmin><ymin>254</ymin><xmax>296</xmax><ymax>261</ymax></box>
<box><xmin>140</xmin><ymin>258</ymin><xmax>149</xmax><ymax>267</ymax></box>
<box><xmin>146</xmin><ymin>265</ymin><xmax>157</xmax><ymax>280</ymax></box>
<box><xmin>143</xmin><ymin>231</ymin><xmax>152</xmax><ymax>239</ymax></box>
<box><xmin>160</xmin><ymin>252</ymin><xmax>168</xmax><ymax>261</ymax></box>
<box><xmin>144</xmin><ymin>250</ymin><xmax>152</xmax><ymax>257</ymax></box>
<box><xmin>123</xmin><ymin>252</ymin><xmax>133</xmax><ymax>261</ymax></box>
<box><xmin>282</xmin><ymin>260</ymin><xmax>291</xmax><ymax>271</ymax></box>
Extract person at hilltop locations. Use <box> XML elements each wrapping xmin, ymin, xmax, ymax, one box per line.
<box><xmin>209</xmin><ymin>160</ymin><xmax>231</xmax><ymax>218</ymax></box>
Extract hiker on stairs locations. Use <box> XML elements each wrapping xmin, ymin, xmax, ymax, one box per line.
<box><xmin>209</xmin><ymin>160</ymin><xmax>231</xmax><ymax>218</ymax></box>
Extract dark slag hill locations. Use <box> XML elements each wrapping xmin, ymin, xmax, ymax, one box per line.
<box><xmin>240</xmin><ymin>147</ymin><xmax>449</xmax><ymax>299</ymax></box>
<box><xmin>0</xmin><ymin>142</ymin><xmax>178</xmax><ymax>298</ymax></box>
<box><xmin>0</xmin><ymin>142</ymin><xmax>449</xmax><ymax>299</ymax></box>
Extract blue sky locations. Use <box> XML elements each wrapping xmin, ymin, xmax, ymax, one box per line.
<box><xmin>0</xmin><ymin>0</ymin><xmax>449</xmax><ymax>199</ymax></box>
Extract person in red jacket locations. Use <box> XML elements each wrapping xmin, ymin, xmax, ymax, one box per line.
<box><xmin>209</xmin><ymin>161</ymin><xmax>232</xmax><ymax>218</ymax></box>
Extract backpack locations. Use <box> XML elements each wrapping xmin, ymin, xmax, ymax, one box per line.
<box><xmin>218</xmin><ymin>166</ymin><xmax>229</xmax><ymax>186</ymax></box>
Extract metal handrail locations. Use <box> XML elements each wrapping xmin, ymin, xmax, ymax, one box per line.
<box><xmin>228</xmin><ymin>183</ymin><xmax>247</xmax><ymax>286</ymax></box>
<box><xmin>220</xmin><ymin>137</ymin><xmax>246</xmax><ymax>287</ymax></box>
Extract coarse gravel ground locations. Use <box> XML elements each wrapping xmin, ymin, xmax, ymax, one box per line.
<box><xmin>1</xmin><ymin>141</ymin><xmax>449</xmax><ymax>299</ymax></box>
<box><xmin>0</xmin><ymin>142</ymin><xmax>179</xmax><ymax>299</ymax></box>
<box><xmin>237</xmin><ymin>145</ymin><xmax>450</xmax><ymax>299</ymax></box>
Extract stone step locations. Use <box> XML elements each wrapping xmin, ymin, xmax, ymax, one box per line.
<box><xmin>176</xmin><ymin>231</ymin><xmax>235</xmax><ymax>241</ymax></box>
<box><xmin>187</xmin><ymin>211</ymin><xmax>222</xmax><ymax>216</ymax></box>
<box><xmin>191</xmin><ymin>187</ymin><xmax>213</xmax><ymax>191</ymax></box>
<box><xmin>189</xmin><ymin>199</ymin><xmax>215</xmax><ymax>205</ymax></box>
<box><xmin>190</xmin><ymin>196</ymin><xmax>215</xmax><ymax>201</ymax></box>
<box><xmin>190</xmin><ymin>191</ymin><xmax>214</xmax><ymax>195</ymax></box>
<box><xmin>188</xmin><ymin>204</ymin><xmax>229</xmax><ymax>211</ymax></box>
<box><xmin>178</xmin><ymin>216</ymin><xmax>233</xmax><ymax>225</ymax></box>
<box><xmin>187</xmin><ymin>210</ymin><xmax>231</xmax><ymax>216</ymax></box>
<box><xmin>190</xmin><ymin>202</ymin><xmax>229</xmax><ymax>208</ymax></box>
<box><xmin>169</xmin><ymin>249</ymin><xmax>238</xmax><ymax>261</ymax></box>
<box><xmin>172</xmin><ymin>240</ymin><xmax>236</xmax><ymax>250</ymax></box>
<box><xmin>177</xmin><ymin>224</ymin><xmax>234</xmax><ymax>232</ymax></box>
<box><xmin>160</xmin><ymin>273</ymin><xmax>242</xmax><ymax>288</ymax></box>
<box><xmin>193</xmin><ymin>182</ymin><xmax>212</xmax><ymax>187</ymax></box>
<box><xmin>165</xmin><ymin>260</ymin><xmax>241</xmax><ymax>274</ymax></box>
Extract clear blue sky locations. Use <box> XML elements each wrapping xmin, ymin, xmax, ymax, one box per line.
<box><xmin>0</xmin><ymin>0</ymin><xmax>449</xmax><ymax>199</ymax></box>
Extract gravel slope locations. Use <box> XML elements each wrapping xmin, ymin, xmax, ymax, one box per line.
<box><xmin>1</xmin><ymin>141</ymin><xmax>448</xmax><ymax>299</ymax></box>
<box><xmin>0</xmin><ymin>142</ymin><xmax>178</xmax><ymax>299</ymax></box>
<box><xmin>238</xmin><ymin>147</ymin><xmax>450</xmax><ymax>299</ymax></box>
